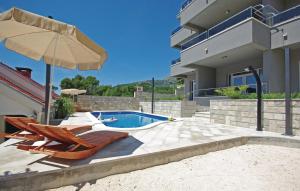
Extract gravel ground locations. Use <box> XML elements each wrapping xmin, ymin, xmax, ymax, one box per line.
<box><xmin>51</xmin><ymin>145</ymin><xmax>300</xmax><ymax>191</ymax></box>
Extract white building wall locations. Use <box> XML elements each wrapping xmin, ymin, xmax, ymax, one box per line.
<box><xmin>291</xmin><ymin>48</ymin><xmax>300</xmax><ymax>92</ymax></box>
<box><xmin>216</xmin><ymin>57</ymin><xmax>263</xmax><ymax>87</ymax></box>
<box><xmin>0</xmin><ymin>83</ymin><xmax>43</xmax><ymax>119</ymax></box>
<box><xmin>184</xmin><ymin>73</ymin><xmax>196</xmax><ymax>97</ymax></box>
<box><xmin>195</xmin><ymin>66</ymin><xmax>216</xmax><ymax>90</ymax></box>
<box><xmin>263</xmin><ymin>49</ymin><xmax>285</xmax><ymax>92</ymax></box>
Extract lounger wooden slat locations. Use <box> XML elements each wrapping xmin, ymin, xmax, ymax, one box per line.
<box><xmin>20</xmin><ymin>123</ymin><xmax>128</xmax><ymax>160</ymax></box>
<box><xmin>1</xmin><ymin>117</ymin><xmax>93</xmax><ymax>141</ymax></box>
<box><xmin>1</xmin><ymin>117</ymin><xmax>42</xmax><ymax>141</ymax></box>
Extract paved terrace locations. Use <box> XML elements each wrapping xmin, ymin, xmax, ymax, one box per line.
<box><xmin>0</xmin><ymin>112</ymin><xmax>300</xmax><ymax>190</ymax></box>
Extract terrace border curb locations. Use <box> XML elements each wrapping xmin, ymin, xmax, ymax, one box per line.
<box><xmin>1</xmin><ymin>136</ymin><xmax>300</xmax><ymax>191</ymax></box>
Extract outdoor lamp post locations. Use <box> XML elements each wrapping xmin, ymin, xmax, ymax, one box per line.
<box><xmin>151</xmin><ymin>77</ymin><xmax>155</xmax><ymax>114</ymax></box>
<box><xmin>244</xmin><ymin>66</ymin><xmax>263</xmax><ymax>131</ymax></box>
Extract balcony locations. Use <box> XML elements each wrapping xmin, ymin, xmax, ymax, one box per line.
<box><xmin>180</xmin><ymin>0</ymin><xmax>193</xmax><ymax>11</ymax></box>
<box><xmin>180</xmin><ymin>6</ymin><xmax>271</xmax><ymax>68</ymax></box>
<box><xmin>272</xmin><ymin>5</ymin><xmax>300</xmax><ymax>25</ymax></box>
<box><xmin>171</xmin><ymin>58</ymin><xmax>181</xmax><ymax>66</ymax></box>
<box><xmin>271</xmin><ymin>5</ymin><xmax>300</xmax><ymax>49</ymax></box>
<box><xmin>182</xmin><ymin>7</ymin><xmax>260</xmax><ymax>50</ymax></box>
<box><xmin>170</xmin><ymin>58</ymin><xmax>195</xmax><ymax>77</ymax></box>
<box><xmin>179</xmin><ymin>0</ymin><xmax>260</xmax><ymax>29</ymax></box>
<box><xmin>171</xmin><ymin>27</ymin><xmax>197</xmax><ymax>48</ymax></box>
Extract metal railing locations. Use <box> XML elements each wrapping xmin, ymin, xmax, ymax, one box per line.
<box><xmin>181</xmin><ymin>31</ymin><xmax>208</xmax><ymax>50</ymax></box>
<box><xmin>181</xmin><ymin>7</ymin><xmax>254</xmax><ymax>50</ymax></box>
<box><xmin>171</xmin><ymin>26</ymin><xmax>183</xmax><ymax>35</ymax></box>
<box><xmin>189</xmin><ymin>83</ymin><xmax>269</xmax><ymax>98</ymax></box>
<box><xmin>181</xmin><ymin>0</ymin><xmax>193</xmax><ymax>11</ymax></box>
<box><xmin>177</xmin><ymin>4</ymin><xmax>300</xmax><ymax>50</ymax></box>
<box><xmin>272</xmin><ymin>5</ymin><xmax>300</xmax><ymax>25</ymax></box>
<box><xmin>208</xmin><ymin>7</ymin><xmax>253</xmax><ymax>37</ymax></box>
<box><xmin>181</xmin><ymin>6</ymin><xmax>269</xmax><ymax>50</ymax></box>
<box><xmin>171</xmin><ymin>58</ymin><xmax>181</xmax><ymax>66</ymax></box>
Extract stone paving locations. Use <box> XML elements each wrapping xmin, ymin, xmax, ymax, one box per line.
<box><xmin>0</xmin><ymin>112</ymin><xmax>298</xmax><ymax>177</ymax></box>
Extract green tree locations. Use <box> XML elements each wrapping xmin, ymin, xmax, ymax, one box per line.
<box><xmin>60</xmin><ymin>75</ymin><xmax>100</xmax><ymax>95</ymax></box>
<box><xmin>83</xmin><ymin>76</ymin><xmax>99</xmax><ymax>95</ymax></box>
<box><xmin>60</xmin><ymin>78</ymin><xmax>73</xmax><ymax>89</ymax></box>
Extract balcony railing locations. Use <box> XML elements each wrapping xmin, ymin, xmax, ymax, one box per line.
<box><xmin>180</xmin><ymin>4</ymin><xmax>300</xmax><ymax>51</ymax></box>
<box><xmin>272</xmin><ymin>5</ymin><xmax>300</xmax><ymax>25</ymax></box>
<box><xmin>181</xmin><ymin>7</ymin><xmax>263</xmax><ymax>50</ymax></box>
<box><xmin>181</xmin><ymin>31</ymin><xmax>208</xmax><ymax>50</ymax></box>
<box><xmin>208</xmin><ymin>8</ymin><xmax>253</xmax><ymax>37</ymax></box>
<box><xmin>181</xmin><ymin>0</ymin><xmax>193</xmax><ymax>11</ymax></box>
<box><xmin>171</xmin><ymin>58</ymin><xmax>181</xmax><ymax>65</ymax></box>
<box><xmin>171</xmin><ymin>26</ymin><xmax>182</xmax><ymax>35</ymax></box>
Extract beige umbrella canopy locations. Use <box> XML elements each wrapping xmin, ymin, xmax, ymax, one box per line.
<box><xmin>0</xmin><ymin>7</ymin><xmax>107</xmax><ymax>70</ymax></box>
<box><xmin>61</xmin><ymin>89</ymin><xmax>87</xmax><ymax>96</ymax></box>
<box><xmin>0</xmin><ymin>7</ymin><xmax>108</xmax><ymax>124</ymax></box>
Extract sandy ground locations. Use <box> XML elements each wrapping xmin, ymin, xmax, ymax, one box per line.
<box><xmin>51</xmin><ymin>145</ymin><xmax>300</xmax><ymax>191</ymax></box>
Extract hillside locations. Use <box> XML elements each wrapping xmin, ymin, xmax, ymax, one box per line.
<box><xmin>117</xmin><ymin>77</ymin><xmax>177</xmax><ymax>88</ymax></box>
<box><xmin>60</xmin><ymin>75</ymin><xmax>180</xmax><ymax>97</ymax></box>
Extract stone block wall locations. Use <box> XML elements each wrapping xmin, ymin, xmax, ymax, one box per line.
<box><xmin>134</xmin><ymin>91</ymin><xmax>177</xmax><ymax>101</ymax></box>
<box><xmin>77</xmin><ymin>95</ymin><xmax>139</xmax><ymax>111</ymax></box>
<box><xmin>210</xmin><ymin>99</ymin><xmax>300</xmax><ymax>135</ymax></box>
<box><xmin>139</xmin><ymin>101</ymin><xmax>197</xmax><ymax>117</ymax></box>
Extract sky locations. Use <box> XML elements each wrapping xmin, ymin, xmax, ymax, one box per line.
<box><xmin>0</xmin><ymin>0</ymin><xmax>182</xmax><ymax>88</ymax></box>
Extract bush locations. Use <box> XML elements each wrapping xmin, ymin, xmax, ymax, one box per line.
<box><xmin>215</xmin><ymin>85</ymin><xmax>248</xmax><ymax>99</ymax></box>
<box><xmin>157</xmin><ymin>96</ymin><xmax>184</xmax><ymax>101</ymax></box>
<box><xmin>54</xmin><ymin>97</ymin><xmax>75</xmax><ymax>119</ymax></box>
<box><xmin>215</xmin><ymin>87</ymin><xmax>300</xmax><ymax>99</ymax></box>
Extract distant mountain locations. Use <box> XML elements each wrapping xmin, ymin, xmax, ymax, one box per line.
<box><xmin>116</xmin><ymin>77</ymin><xmax>177</xmax><ymax>88</ymax></box>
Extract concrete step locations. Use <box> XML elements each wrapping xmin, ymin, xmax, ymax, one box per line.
<box><xmin>196</xmin><ymin>106</ymin><xmax>210</xmax><ymax>112</ymax></box>
<box><xmin>193</xmin><ymin>112</ymin><xmax>210</xmax><ymax>119</ymax></box>
<box><xmin>194</xmin><ymin>112</ymin><xmax>210</xmax><ymax>117</ymax></box>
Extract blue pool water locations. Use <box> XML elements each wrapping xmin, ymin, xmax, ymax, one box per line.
<box><xmin>91</xmin><ymin>111</ymin><xmax>168</xmax><ymax>128</ymax></box>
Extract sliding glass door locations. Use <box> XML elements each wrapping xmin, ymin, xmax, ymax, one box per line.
<box><xmin>231</xmin><ymin>68</ymin><xmax>263</xmax><ymax>92</ymax></box>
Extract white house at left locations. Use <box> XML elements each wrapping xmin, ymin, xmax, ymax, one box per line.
<box><xmin>0</xmin><ymin>62</ymin><xmax>58</xmax><ymax>139</ymax></box>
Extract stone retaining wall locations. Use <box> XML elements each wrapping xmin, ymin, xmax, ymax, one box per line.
<box><xmin>139</xmin><ymin>101</ymin><xmax>196</xmax><ymax>117</ymax></box>
<box><xmin>134</xmin><ymin>92</ymin><xmax>177</xmax><ymax>101</ymax></box>
<box><xmin>77</xmin><ymin>95</ymin><xmax>139</xmax><ymax>111</ymax></box>
<box><xmin>210</xmin><ymin>99</ymin><xmax>300</xmax><ymax>135</ymax></box>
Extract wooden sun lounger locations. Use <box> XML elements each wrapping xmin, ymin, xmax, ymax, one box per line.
<box><xmin>0</xmin><ymin>117</ymin><xmax>92</xmax><ymax>141</ymax></box>
<box><xmin>0</xmin><ymin>117</ymin><xmax>42</xmax><ymax>141</ymax></box>
<box><xmin>17</xmin><ymin>123</ymin><xmax>129</xmax><ymax>160</ymax></box>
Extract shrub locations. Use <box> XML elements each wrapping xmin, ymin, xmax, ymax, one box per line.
<box><xmin>215</xmin><ymin>89</ymin><xmax>300</xmax><ymax>99</ymax></box>
<box><xmin>215</xmin><ymin>85</ymin><xmax>248</xmax><ymax>99</ymax></box>
<box><xmin>157</xmin><ymin>96</ymin><xmax>184</xmax><ymax>101</ymax></box>
<box><xmin>54</xmin><ymin>97</ymin><xmax>75</xmax><ymax>119</ymax></box>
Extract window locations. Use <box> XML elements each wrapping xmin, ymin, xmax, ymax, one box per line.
<box><xmin>246</xmin><ymin>75</ymin><xmax>256</xmax><ymax>88</ymax></box>
<box><xmin>232</xmin><ymin>76</ymin><xmax>243</xmax><ymax>86</ymax></box>
<box><xmin>230</xmin><ymin>68</ymin><xmax>264</xmax><ymax>92</ymax></box>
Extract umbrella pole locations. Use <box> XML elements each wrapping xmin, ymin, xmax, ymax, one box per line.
<box><xmin>44</xmin><ymin>15</ymin><xmax>54</xmax><ymax>125</ymax></box>
<box><xmin>44</xmin><ymin>64</ymin><xmax>52</xmax><ymax>124</ymax></box>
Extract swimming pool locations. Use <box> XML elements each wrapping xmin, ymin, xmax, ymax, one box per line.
<box><xmin>91</xmin><ymin>111</ymin><xmax>168</xmax><ymax>129</ymax></box>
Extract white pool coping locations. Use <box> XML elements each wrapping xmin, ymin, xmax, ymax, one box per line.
<box><xmin>87</xmin><ymin>110</ymin><xmax>176</xmax><ymax>131</ymax></box>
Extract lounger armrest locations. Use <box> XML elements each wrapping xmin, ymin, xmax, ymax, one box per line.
<box><xmin>61</xmin><ymin>125</ymin><xmax>92</xmax><ymax>134</ymax></box>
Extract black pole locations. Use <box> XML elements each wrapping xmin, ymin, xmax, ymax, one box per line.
<box><xmin>44</xmin><ymin>15</ymin><xmax>53</xmax><ymax>124</ymax></box>
<box><xmin>44</xmin><ymin>64</ymin><xmax>52</xmax><ymax>124</ymax></box>
<box><xmin>285</xmin><ymin>48</ymin><xmax>293</xmax><ymax>135</ymax></box>
<box><xmin>248</xmin><ymin>66</ymin><xmax>262</xmax><ymax>131</ymax></box>
<box><xmin>151</xmin><ymin>77</ymin><xmax>154</xmax><ymax>114</ymax></box>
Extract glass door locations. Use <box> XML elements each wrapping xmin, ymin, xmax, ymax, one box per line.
<box><xmin>231</xmin><ymin>68</ymin><xmax>263</xmax><ymax>92</ymax></box>
<box><xmin>189</xmin><ymin>80</ymin><xmax>194</xmax><ymax>100</ymax></box>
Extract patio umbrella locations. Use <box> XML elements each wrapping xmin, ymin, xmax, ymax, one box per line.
<box><xmin>0</xmin><ymin>7</ymin><xmax>107</xmax><ymax>124</ymax></box>
<box><xmin>61</xmin><ymin>89</ymin><xmax>87</xmax><ymax>102</ymax></box>
<box><xmin>61</xmin><ymin>89</ymin><xmax>87</xmax><ymax>96</ymax></box>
